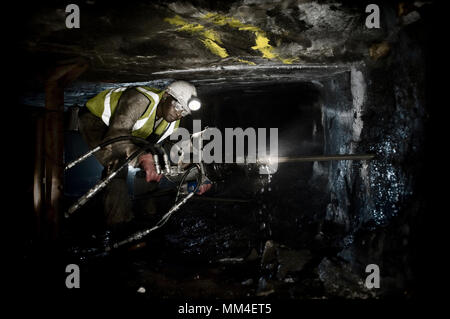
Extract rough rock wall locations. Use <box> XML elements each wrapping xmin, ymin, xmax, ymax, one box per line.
<box><xmin>312</xmin><ymin>3</ymin><xmax>429</xmax><ymax>297</ymax></box>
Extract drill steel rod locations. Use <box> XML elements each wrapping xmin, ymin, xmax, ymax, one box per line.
<box><xmin>274</xmin><ymin>154</ymin><xmax>375</xmax><ymax>163</ymax></box>
<box><xmin>191</xmin><ymin>196</ymin><xmax>252</xmax><ymax>203</ymax></box>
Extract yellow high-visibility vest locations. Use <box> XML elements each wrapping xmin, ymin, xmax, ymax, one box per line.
<box><xmin>86</xmin><ymin>86</ymin><xmax>180</xmax><ymax>142</ymax></box>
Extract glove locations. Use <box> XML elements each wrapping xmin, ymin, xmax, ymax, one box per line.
<box><xmin>138</xmin><ymin>153</ymin><xmax>162</xmax><ymax>183</ymax></box>
<box><xmin>196</xmin><ymin>178</ymin><xmax>212</xmax><ymax>195</ymax></box>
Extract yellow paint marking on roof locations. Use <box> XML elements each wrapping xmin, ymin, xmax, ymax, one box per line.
<box><xmin>203</xmin><ymin>29</ymin><xmax>223</xmax><ymax>44</ymax></box>
<box><xmin>237</xmin><ymin>59</ymin><xmax>256</xmax><ymax>65</ymax></box>
<box><xmin>201</xmin><ymin>39</ymin><xmax>229</xmax><ymax>58</ymax></box>
<box><xmin>280</xmin><ymin>57</ymin><xmax>300</xmax><ymax>64</ymax></box>
<box><xmin>202</xmin><ymin>12</ymin><xmax>296</xmax><ymax>64</ymax></box>
<box><xmin>164</xmin><ymin>15</ymin><xmax>228</xmax><ymax>58</ymax></box>
<box><xmin>252</xmin><ymin>33</ymin><xmax>276</xmax><ymax>59</ymax></box>
<box><xmin>164</xmin><ymin>15</ymin><xmax>190</xmax><ymax>27</ymax></box>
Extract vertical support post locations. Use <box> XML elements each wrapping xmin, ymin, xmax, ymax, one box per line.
<box><xmin>41</xmin><ymin>58</ymin><xmax>88</xmax><ymax>240</ymax></box>
<box><xmin>33</xmin><ymin>116</ymin><xmax>45</xmax><ymax>238</ymax></box>
<box><xmin>44</xmin><ymin>82</ymin><xmax>65</xmax><ymax>240</ymax></box>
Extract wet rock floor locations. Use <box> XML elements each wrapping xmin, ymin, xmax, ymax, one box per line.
<box><xmin>47</xmin><ymin>163</ymin><xmax>411</xmax><ymax>301</ymax></box>
<box><xmin>76</xmin><ymin>234</ymin><xmax>325</xmax><ymax>300</ymax></box>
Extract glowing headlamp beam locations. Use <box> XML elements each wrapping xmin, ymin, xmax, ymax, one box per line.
<box><xmin>188</xmin><ymin>97</ymin><xmax>201</xmax><ymax>111</ymax></box>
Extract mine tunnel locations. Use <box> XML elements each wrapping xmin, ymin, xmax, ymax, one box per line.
<box><xmin>16</xmin><ymin>0</ymin><xmax>436</xmax><ymax>304</ymax></box>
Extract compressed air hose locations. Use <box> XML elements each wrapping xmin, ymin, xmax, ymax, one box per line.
<box><xmin>64</xmin><ymin>136</ymin><xmax>204</xmax><ymax>254</ymax></box>
<box><xmin>64</xmin><ymin>135</ymin><xmax>167</xmax><ymax>217</ymax></box>
<box><xmin>65</xmin><ymin>148</ymin><xmax>145</xmax><ymax>218</ymax></box>
<box><xmin>106</xmin><ymin>164</ymin><xmax>202</xmax><ymax>251</ymax></box>
<box><xmin>64</xmin><ymin>135</ymin><xmax>159</xmax><ymax>171</ymax></box>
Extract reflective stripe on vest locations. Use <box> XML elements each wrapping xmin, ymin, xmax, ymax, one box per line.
<box><xmin>101</xmin><ymin>87</ymin><xmax>161</xmax><ymax>128</ymax></box>
<box><xmin>102</xmin><ymin>87</ymin><xmax>127</xmax><ymax>125</ymax></box>
<box><xmin>133</xmin><ymin>87</ymin><xmax>160</xmax><ymax>131</ymax></box>
<box><xmin>86</xmin><ymin>86</ymin><xmax>179</xmax><ymax>141</ymax></box>
<box><xmin>156</xmin><ymin>121</ymin><xmax>177</xmax><ymax>144</ymax></box>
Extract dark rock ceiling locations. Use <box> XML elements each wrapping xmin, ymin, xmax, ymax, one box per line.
<box><xmin>18</xmin><ymin>0</ymin><xmax>396</xmax><ymax>84</ymax></box>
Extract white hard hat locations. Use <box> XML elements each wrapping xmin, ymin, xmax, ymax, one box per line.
<box><xmin>166</xmin><ymin>81</ymin><xmax>201</xmax><ymax>114</ymax></box>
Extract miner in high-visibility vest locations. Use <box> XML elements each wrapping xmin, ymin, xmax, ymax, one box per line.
<box><xmin>78</xmin><ymin>80</ymin><xmax>211</xmax><ymax>228</ymax></box>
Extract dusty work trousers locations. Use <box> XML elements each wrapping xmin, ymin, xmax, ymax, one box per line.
<box><xmin>78</xmin><ymin>109</ymin><xmax>134</xmax><ymax>227</ymax></box>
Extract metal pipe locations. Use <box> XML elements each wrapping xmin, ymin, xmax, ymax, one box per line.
<box><xmin>153</xmin><ymin>154</ymin><xmax>161</xmax><ymax>175</ymax></box>
<box><xmin>163</xmin><ymin>153</ymin><xmax>171</xmax><ymax>175</ymax></box>
<box><xmin>266</xmin><ymin>154</ymin><xmax>375</xmax><ymax>163</ymax></box>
